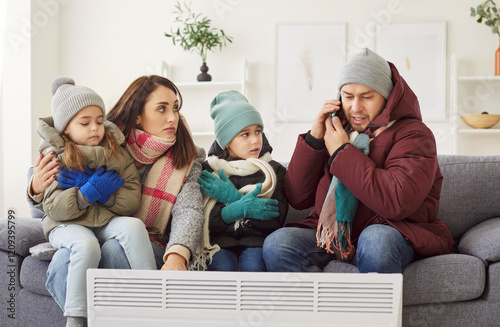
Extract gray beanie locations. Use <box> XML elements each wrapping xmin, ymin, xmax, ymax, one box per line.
<box><xmin>51</xmin><ymin>76</ymin><xmax>105</xmax><ymax>133</ymax></box>
<box><xmin>337</xmin><ymin>48</ymin><xmax>393</xmax><ymax>100</ymax></box>
<box><xmin>210</xmin><ymin>90</ymin><xmax>264</xmax><ymax>149</ymax></box>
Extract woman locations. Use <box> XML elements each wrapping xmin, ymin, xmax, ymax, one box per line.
<box><xmin>27</xmin><ymin>75</ymin><xmax>205</xmax><ymax>317</ymax></box>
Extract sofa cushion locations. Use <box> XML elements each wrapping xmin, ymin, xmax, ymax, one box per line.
<box><xmin>29</xmin><ymin>242</ymin><xmax>57</xmax><ymax>261</ymax></box>
<box><xmin>458</xmin><ymin>217</ymin><xmax>500</xmax><ymax>264</ymax></box>
<box><xmin>286</xmin><ymin>206</ymin><xmax>313</xmax><ymax>224</ymax></box>
<box><xmin>483</xmin><ymin>261</ymin><xmax>500</xmax><ymax>303</ymax></box>
<box><xmin>402</xmin><ymin>253</ymin><xmax>485</xmax><ymax>306</ymax></box>
<box><xmin>437</xmin><ymin>155</ymin><xmax>500</xmax><ymax>239</ymax></box>
<box><xmin>323</xmin><ymin>260</ymin><xmax>360</xmax><ymax>273</ymax></box>
<box><xmin>19</xmin><ymin>289</ymin><xmax>66</xmax><ymax>327</ymax></box>
<box><xmin>0</xmin><ymin>217</ymin><xmax>47</xmax><ymax>257</ymax></box>
<box><xmin>20</xmin><ymin>255</ymin><xmax>51</xmax><ymax>297</ymax></box>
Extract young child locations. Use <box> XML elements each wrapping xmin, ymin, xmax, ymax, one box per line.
<box><xmin>39</xmin><ymin>77</ymin><xmax>156</xmax><ymax>327</ymax></box>
<box><xmin>197</xmin><ymin>90</ymin><xmax>288</xmax><ymax>271</ymax></box>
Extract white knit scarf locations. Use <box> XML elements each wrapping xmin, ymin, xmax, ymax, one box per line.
<box><xmin>189</xmin><ymin>152</ymin><xmax>276</xmax><ymax>270</ymax></box>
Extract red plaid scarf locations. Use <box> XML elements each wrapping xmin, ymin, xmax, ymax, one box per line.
<box><xmin>126</xmin><ymin>128</ymin><xmax>192</xmax><ymax>247</ymax></box>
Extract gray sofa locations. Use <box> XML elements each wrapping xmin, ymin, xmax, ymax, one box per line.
<box><xmin>1</xmin><ymin>154</ymin><xmax>499</xmax><ymax>327</ymax></box>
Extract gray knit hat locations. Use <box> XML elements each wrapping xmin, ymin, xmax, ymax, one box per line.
<box><xmin>51</xmin><ymin>76</ymin><xmax>105</xmax><ymax>133</ymax></box>
<box><xmin>337</xmin><ymin>48</ymin><xmax>393</xmax><ymax>100</ymax></box>
<box><xmin>210</xmin><ymin>90</ymin><xmax>264</xmax><ymax>149</ymax></box>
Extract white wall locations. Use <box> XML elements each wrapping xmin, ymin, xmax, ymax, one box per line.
<box><xmin>53</xmin><ymin>0</ymin><xmax>500</xmax><ymax>161</ymax></box>
<box><xmin>2</xmin><ymin>0</ymin><xmax>500</xmax><ymax>215</ymax></box>
<box><xmin>1</xmin><ymin>0</ymin><xmax>61</xmax><ymax>217</ymax></box>
<box><xmin>1</xmin><ymin>0</ymin><xmax>33</xmax><ymax>218</ymax></box>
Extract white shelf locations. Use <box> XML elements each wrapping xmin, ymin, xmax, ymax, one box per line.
<box><xmin>457</xmin><ymin>76</ymin><xmax>500</xmax><ymax>83</ymax></box>
<box><xmin>176</xmin><ymin>81</ymin><xmax>243</xmax><ymax>89</ymax></box>
<box><xmin>167</xmin><ymin>59</ymin><xmax>248</xmax><ymax>150</ymax></box>
<box><xmin>457</xmin><ymin>128</ymin><xmax>500</xmax><ymax>134</ymax></box>
<box><xmin>450</xmin><ymin>54</ymin><xmax>500</xmax><ymax>154</ymax></box>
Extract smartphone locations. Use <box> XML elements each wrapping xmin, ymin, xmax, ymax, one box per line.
<box><xmin>332</xmin><ymin>93</ymin><xmax>342</xmax><ymax>122</ymax></box>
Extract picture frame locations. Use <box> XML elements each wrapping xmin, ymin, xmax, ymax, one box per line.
<box><xmin>276</xmin><ymin>24</ymin><xmax>346</xmax><ymax>121</ymax></box>
<box><xmin>375</xmin><ymin>22</ymin><xmax>447</xmax><ymax>122</ymax></box>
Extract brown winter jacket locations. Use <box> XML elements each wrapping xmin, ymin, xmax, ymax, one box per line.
<box><xmin>284</xmin><ymin>63</ymin><xmax>454</xmax><ymax>257</ymax></box>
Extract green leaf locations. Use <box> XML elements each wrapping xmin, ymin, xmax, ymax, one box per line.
<box><xmin>164</xmin><ymin>0</ymin><xmax>233</xmax><ymax>60</ymax></box>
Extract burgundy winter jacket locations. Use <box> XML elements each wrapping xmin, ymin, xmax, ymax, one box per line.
<box><xmin>284</xmin><ymin>63</ymin><xmax>454</xmax><ymax>257</ymax></box>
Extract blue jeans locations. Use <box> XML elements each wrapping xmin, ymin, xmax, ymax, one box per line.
<box><xmin>263</xmin><ymin>225</ymin><xmax>414</xmax><ymax>273</ymax></box>
<box><xmin>46</xmin><ymin>237</ymin><xmax>166</xmax><ymax>313</ymax></box>
<box><xmin>48</xmin><ymin>217</ymin><xmax>156</xmax><ymax>317</ymax></box>
<box><xmin>207</xmin><ymin>247</ymin><xmax>266</xmax><ymax>271</ymax></box>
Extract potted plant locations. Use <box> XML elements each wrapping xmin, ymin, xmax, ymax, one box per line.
<box><xmin>165</xmin><ymin>1</ymin><xmax>233</xmax><ymax>81</ymax></box>
<box><xmin>470</xmin><ymin>0</ymin><xmax>500</xmax><ymax>75</ymax></box>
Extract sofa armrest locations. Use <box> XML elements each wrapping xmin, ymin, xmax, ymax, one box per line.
<box><xmin>0</xmin><ymin>217</ymin><xmax>47</xmax><ymax>257</ymax></box>
<box><xmin>458</xmin><ymin>217</ymin><xmax>500</xmax><ymax>264</ymax></box>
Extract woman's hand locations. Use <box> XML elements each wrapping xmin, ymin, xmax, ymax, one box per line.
<box><xmin>161</xmin><ymin>253</ymin><xmax>187</xmax><ymax>271</ymax></box>
<box><xmin>31</xmin><ymin>152</ymin><xmax>60</xmax><ymax>195</ymax></box>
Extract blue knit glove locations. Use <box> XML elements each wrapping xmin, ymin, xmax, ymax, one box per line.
<box><xmin>198</xmin><ymin>169</ymin><xmax>243</xmax><ymax>204</ymax></box>
<box><xmin>221</xmin><ymin>184</ymin><xmax>279</xmax><ymax>224</ymax></box>
<box><xmin>80</xmin><ymin>167</ymin><xmax>125</xmax><ymax>204</ymax></box>
<box><xmin>57</xmin><ymin>166</ymin><xmax>95</xmax><ymax>189</ymax></box>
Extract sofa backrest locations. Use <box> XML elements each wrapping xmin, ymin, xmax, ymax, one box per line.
<box><xmin>282</xmin><ymin>155</ymin><xmax>500</xmax><ymax>240</ymax></box>
<box><xmin>437</xmin><ymin>155</ymin><xmax>500</xmax><ymax>239</ymax></box>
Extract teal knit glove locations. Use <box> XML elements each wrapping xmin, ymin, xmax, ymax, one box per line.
<box><xmin>198</xmin><ymin>169</ymin><xmax>243</xmax><ymax>204</ymax></box>
<box><xmin>221</xmin><ymin>184</ymin><xmax>279</xmax><ymax>224</ymax></box>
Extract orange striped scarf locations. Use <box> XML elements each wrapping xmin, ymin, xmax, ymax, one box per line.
<box><xmin>126</xmin><ymin>128</ymin><xmax>192</xmax><ymax>247</ymax></box>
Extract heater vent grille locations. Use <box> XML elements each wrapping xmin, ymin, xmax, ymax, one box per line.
<box><xmin>92</xmin><ymin>277</ymin><xmax>163</xmax><ymax>308</ymax></box>
<box><xmin>165</xmin><ymin>279</ymin><xmax>237</xmax><ymax>310</ymax></box>
<box><xmin>317</xmin><ymin>281</ymin><xmax>395</xmax><ymax>314</ymax></box>
<box><xmin>88</xmin><ymin>270</ymin><xmax>402</xmax><ymax>327</ymax></box>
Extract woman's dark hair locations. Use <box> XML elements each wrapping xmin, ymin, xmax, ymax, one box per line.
<box><xmin>107</xmin><ymin>75</ymin><xmax>197</xmax><ymax>168</ymax></box>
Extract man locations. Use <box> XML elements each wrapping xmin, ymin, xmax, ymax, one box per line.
<box><xmin>263</xmin><ymin>48</ymin><xmax>453</xmax><ymax>273</ymax></box>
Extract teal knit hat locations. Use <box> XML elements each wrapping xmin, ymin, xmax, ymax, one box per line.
<box><xmin>210</xmin><ymin>90</ymin><xmax>264</xmax><ymax>149</ymax></box>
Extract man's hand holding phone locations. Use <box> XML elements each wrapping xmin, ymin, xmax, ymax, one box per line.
<box><xmin>313</xmin><ymin>93</ymin><xmax>349</xmax><ymax>155</ymax></box>
<box><xmin>310</xmin><ymin>94</ymin><xmax>342</xmax><ymax>140</ymax></box>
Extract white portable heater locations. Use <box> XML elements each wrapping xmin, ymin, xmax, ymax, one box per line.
<box><xmin>87</xmin><ymin>269</ymin><xmax>402</xmax><ymax>327</ymax></box>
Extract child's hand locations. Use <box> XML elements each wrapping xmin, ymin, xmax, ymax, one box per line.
<box><xmin>57</xmin><ymin>166</ymin><xmax>95</xmax><ymax>189</ymax></box>
<box><xmin>95</xmin><ymin>170</ymin><xmax>125</xmax><ymax>204</ymax></box>
<box><xmin>80</xmin><ymin>167</ymin><xmax>124</xmax><ymax>204</ymax></box>
<box><xmin>245</xmin><ymin>197</ymin><xmax>280</xmax><ymax>221</ymax></box>
<box><xmin>198</xmin><ymin>169</ymin><xmax>242</xmax><ymax>204</ymax></box>
<box><xmin>220</xmin><ymin>184</ymin><xmax>279</xmax><ymax>223</ymax></box>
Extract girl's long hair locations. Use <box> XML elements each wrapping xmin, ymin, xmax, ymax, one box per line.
<box><xmin>62</xmin><ymin>132</ymin><xmax>119</xmax><ymax>171</ymax></box>
<box><xmin>107</xmin><ymin>75</ymin><xmax>197</xmax><ymax>169</ymax></box>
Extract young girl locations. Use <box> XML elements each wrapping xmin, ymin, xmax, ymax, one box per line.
<box><xmin>39</xmin><ymin>77</ymin><xmax>156</xmax><ymax>327</ymax></box>
<box><xmin>197</xmin><ymin>90</ymin><xmax>288</xmax><ymax>271</ymax></box>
